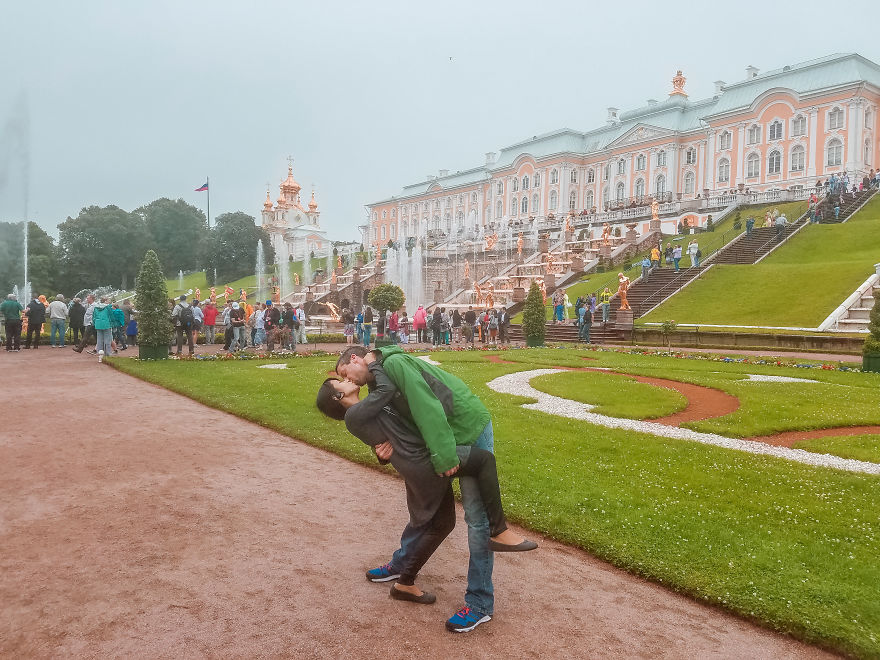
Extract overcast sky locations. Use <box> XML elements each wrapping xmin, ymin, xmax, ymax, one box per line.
<box><xmin>1</xmin><ymin>0</ymin><xmax>878</xmax><ymax>242</ymax></box>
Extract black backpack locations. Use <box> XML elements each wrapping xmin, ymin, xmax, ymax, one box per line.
<box><xmin>179</xmin><ymin>305</ymin><xmax>194</xmax><ymax>328</ymax></box>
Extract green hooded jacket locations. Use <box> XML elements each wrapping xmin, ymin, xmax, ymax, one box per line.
<box><xmin>375</xmin><ymin>345</ymin><xmax>491</xmax><ymax>473</ymax></box>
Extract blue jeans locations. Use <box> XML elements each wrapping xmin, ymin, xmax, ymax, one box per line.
<box><xmin>602</xmin><ymin>303</ymin><xmax>610</xmax><ymax>322</ymax></box>
<box><xmin>391</xmin><ymin>421</ymin><xmax>496</xmax><ymax>615</ymax></box>
<box><xmin>673</xmin><ymin>257</ymin><xmax>680</xmax><ymax>271</ymax></box>
<box><xmin>96</xmin><ymin>328</ymin><xmax>113</xmax><ymax>355</ymax></box>
<box><xmin>362</xmin><ymin>324</ymin><xmax>372</xmax><ymax>346</ymax></box>
<box><xmin>50</xmin><ymin>319</ymin><xmax>66</xmax><ymax>346</ymax></box>
<box><xmin>554</xmin><ymin>305</ymin><xmax>564</xmax><ymax>321</ymax></box>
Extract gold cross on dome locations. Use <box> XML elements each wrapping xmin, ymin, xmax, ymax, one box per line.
<box><xmin>287</xmin><ymin>155</ymin><xmax>294</xmax><ymax>168</ymax></box>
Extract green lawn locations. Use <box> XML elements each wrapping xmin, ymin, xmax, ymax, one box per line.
<box><xmin>164</xmin><ymin>260</ymin><xmax>317</xmax><ymax>302</ymax></box>
<box><xmin>530</xmin><ymin>369</ymin><xmax>686</xmax><ymax>419</ymax></box>
<box><xmin>795</xmin><ymin>434</ymin><xmax>880</xmax><ymax>463</ymax></box>
<box><xmin>641</xmin><ymin>196</ymin><xmax>880</xmax><ymax>328</ymax></box>
<box><xmin>513</xmin><ymin>200</ymin><xmax>807</xmax><ymax>323</ymax></box>
<box><xmin>109</xmin><ymin>347</ymin><xmax>880</xmax><ymax>657</ymax></box>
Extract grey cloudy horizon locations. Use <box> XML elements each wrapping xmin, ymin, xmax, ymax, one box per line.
<box><xmin>1</xmin><ymin>0</ymin><xmax>878</xmax><ymax>243</ymax></box>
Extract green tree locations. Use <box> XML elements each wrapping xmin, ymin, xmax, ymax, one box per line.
<box><xmin>58</xmin><ymin>205</ymin><xmax>149</xmax><ymax>291</ymax></box>
<box><xmin>134</xmin><ymin>249</ymin><xmax>173</xmax><ymax>352</ymax></box>
<box><xmin>522</xmin><ymin>281</ymin><xmax>546</xmax><ymax>346</ymax></box>
<box><xmin>367</xmin><ymin>283</ymin><xmax>405</xmax><ymax>314</ymax></box>
<box><xmin>204</xmin><ymin>212</ymin><xmax>275</xmax><ymax>283</ymax></box>
<box><xmin>136</xmin><ymin>198</ymin><xmax>208</xmax><ymax>273</ymax></box>
<box><xmin>26</xmin><ymin>221</ymin><xmax>61</xmax><ymax>296</ymax></box>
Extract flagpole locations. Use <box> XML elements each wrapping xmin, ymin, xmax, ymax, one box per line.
<box><xmin>207</xmin><ymin>176</ymin><xmax>211</xmax><ymax>228</ymax></box>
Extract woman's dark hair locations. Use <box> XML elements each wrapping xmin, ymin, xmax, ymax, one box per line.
<box><xmin>316</xmin><ymin>378</ymin><xmax>346</xmax><ymax>421</ymax></box>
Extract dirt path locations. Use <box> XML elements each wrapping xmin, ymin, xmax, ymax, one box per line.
<box><xmin>1</xmin><ymin>350</ymin><xmax>832</xmax><ymax>659</ymax></box>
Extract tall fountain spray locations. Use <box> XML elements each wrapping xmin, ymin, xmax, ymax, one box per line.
<box><xmin>385</xmin><ymin>242</ymin><xmax>425</xmax><ymax>312</ymax></box>
<box><xmin>275</xmin><ymin>239</ymin><xmax>290</xmax><ymax>301</ymax></box>
<box><xmin>177</xmin><ymin>270</ymin><xmax>184</xmax><ymax>292</ymax></box>
<box><xmin>255</xmin><ymin>239</ymin><xmax>266</xmax><ymax>303</ymax></box>
<box><xmin>302</xmin><ymin>248</ymin><xmax>312</xmax><ymax>286</ymax></box>
<box><xmin>22</xmin><ymin>221</ymin><xmax>30</xmax><ymax>302</ymax></box>
<box><xmin>326</xmin><ymin>250</ymin><xmax>333</xmax><ymax>284</ymax></box>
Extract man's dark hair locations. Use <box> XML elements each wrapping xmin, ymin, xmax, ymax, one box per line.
<box><xmin>336</xmin><ymin>345</ymin><xmax>368</xmax><ymax>373</ymax></box>
<box><xmin>316</xmin><ymin>378</ymin><xmax>346</xmax><ymax>421</ymax></box>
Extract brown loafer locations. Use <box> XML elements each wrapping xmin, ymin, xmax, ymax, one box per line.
<box><xmin>390</xmin><ymin>585</ymin><xmax>436</xmax><ymax>604</ymax></box>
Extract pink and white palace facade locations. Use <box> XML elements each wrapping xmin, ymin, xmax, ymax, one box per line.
<box><xmin>365</xmin><ymin>53</ymin><xmax>880</xmax><ymax>245</ymax></box>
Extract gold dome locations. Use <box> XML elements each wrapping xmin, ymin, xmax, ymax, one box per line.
<box><xmin>263</xmin><ymin>190</ymin><xmax>273</xmax><ymax>211</ymax></box>
<box><xmin>308</xmin><ymin>190</ymin><xmax>318</xmax><ymax>211</ymax></box>
<box><xmin>281</xmin><ymin>165</ymin><xmax>301</xmax><ymax>194</ymax></box>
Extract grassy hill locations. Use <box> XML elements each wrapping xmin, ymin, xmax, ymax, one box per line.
<box><xmin>640</xmin><ymin>195</ymin><xmax>880</xmax><ymax>328</ymax></box>
<box><xmin>512</xmin><ymin>200</ymin><xmax>806</xmax><ymax>322</ymax></box>
<box><xmin>163</xmin><ymin>259</ymin><xmax>320</xmax><ymax>302</ymax></box>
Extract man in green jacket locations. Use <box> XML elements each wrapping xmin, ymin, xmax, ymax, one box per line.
<box><xmin>1</xmin><ymin>294</ymin><xmax>24</xmax><ymax>351</ymax></box>
<box><xmin>335</xmin><ymin>345</ymin><xmax>496</xmax><ymax>633</ymax></box>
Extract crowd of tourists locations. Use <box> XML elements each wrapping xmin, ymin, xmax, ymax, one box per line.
<box><xmin>339</xmin><ymin>304</ymin><xmax>513</xmax><ymax>348</ymax></box>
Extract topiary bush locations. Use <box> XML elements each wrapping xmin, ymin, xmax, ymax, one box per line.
<box><xmin>522</xmin><ymin>281</ymin><xmax>546</xmax><ymax>346</ymax></box>
<box><xmin>368</xmin><ymin>283</ymin><xmax>405</xmax><ymax>315</ymax></box>
<box><xmin>135</xmin><ymin>250</ymin><xmax>173</xmax><ymax>352</ymax></box>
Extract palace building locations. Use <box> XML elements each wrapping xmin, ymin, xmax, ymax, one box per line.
<box><xmin>260</xmin><ymin>163</ymin><xmax>329</xmax><ymax>262</ymax></box>
<box><xmin>365</xmin><ymin>53</ymin><xmax>880</xmax><ymax>245</ymax></box>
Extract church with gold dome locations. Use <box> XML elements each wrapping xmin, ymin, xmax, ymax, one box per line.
<box><xmin>260</xmin><ymin>163</ymin><xmax>328</xmax><ymax>262</ymax></box>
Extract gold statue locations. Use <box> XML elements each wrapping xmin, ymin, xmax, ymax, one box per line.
<box><xmin>294</xmin><ymin>272</ymin><xmax>300</xmax><ymax>286</ymax></box>
<box><xmin>464</xmin><ymin>259</ymin><xmax>470</xmax><ymax>279</ymax></box>
<box><xmin>539</xmin><ymin>279</ymin><xmax>547</xmax><ymax>304</ymax></box>
<box><xmin>331</xmin><ymin>269</ymin><xmax>337</xmax><ymax>285</ymax></box>
<box><xmin>565</xmin><ymin>215</ymin><xmax>572</xmax><ymax>233</ymax></box>
<box><xmin>617</xmin><ymin>273</ymin><xmax>631</xmax><ymax>310</ymax></box>
<box><xmin>485</xmin><ymin>232</ymin><xmax>498</xmax><ymax>250</ymax></box>
<box><xmin>209</xmin><ymin>286</ymin><xmax>217</xmax><ymax>303</ymax></box>
<box><xmin>517</xmin><ymin>233</ymin><xmax>523</xmax><ymax>256</ymax></box>
<box><xmin>337</xmin><ymin>255</ymin><xmax>342</xmax><ymax>269</ymax></box>
<box><xmin>545</xmin><ymin>254</ymin><xmax>554</xmax><ymax>274</ymax></box>
<box><xmin>474</xmin><ymin>281</ymin><xmax>482</xmax><ymax>304</ymax></box>
<box><xmin>651</xmin><ymin>198</ymin><xmax>660</xmax><ymax>221</ymax></box>
<box><xmin>601</xmin><ymin>222</ymin><xmax>611</xmax><ymax>246</ymax></box>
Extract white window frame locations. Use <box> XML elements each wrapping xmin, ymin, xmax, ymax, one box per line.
<box><xmin>748</xmin><ymin>125</ymin><xmax>761</xmax><ymax>145</ymax></box>
<box><xmin>655</xmin><ymin>174</ymin><xmax>666</xmax><ymax>195</ymax></box>
<box><xmin>522</xmin><ymin>175</ymin><xmax>529</xmax><ymax>190</ymax></box>
<box><xmin>511</xmin><ymin>196</ymin><xmax>518</xmax><ymax>215</ymax></box>
<box><xmin>532</xmin><ymin>193</ymin><xmax>539</xmax><ymax>212</ymax></box>
<box><xmin>521</xmin><ymin>196</ymin><xmax>528</xmax><ymax>214</ymax></box>
<box><xmin>636</xmin><ymin>154</ymin><xmax>646</xmax><ymax>170</ymax></box>
<box><xmin>768</xmin><ymin>150</ymin><xmax>781</xmax><ymax>175</ymax></box>
<box><xmin>568</xmin><ymin>190</ymin><xmax>577</xmax><ymax>210</ymax></box>
<box><xmin>747</xmin><ymin>152</ymin><xmax>760</xmax><ymax>178</ymax></box>
<box><xmin>512</xmin><ymin>178</ymin><xmax>518</xmax><ymax>192</ymax></box>
<box><xmin>570</xmin><ymin>169</ymin><xmax>578</xmax><ymax>184</ymax></box>
<box><xmin>656</xmin><ymin>150</ymin><xmax>667</xmax><ymax>167</ymax></box>
<box><xmin>496</xmin><ymin>200</ymin><xmax>503</xmax><ymax>218</ymax></box>
<box><xmin>617</xmin><ymin>159</ymin><xmax>626</xmax><ymax>175</ymax></box>
<box><xmin>684</xmin><ymin>171</ymin><xmax>695</xmax><ymax>194</ymax></box>
<box><xmin>604</xmin><ymin>164</ymin><xmax>610</xmax><ymax>180</ymax></box>
<box><xmin>587</xmin><ymin>169</ymin><xmax>595</xmax><ymax>183</ymax></box>
<box><xmin>790</xmin><ymin>145</ymin><xmax>805</xmax><ymax>172</ymax></box>
<box><xmin>585</xmin><ymin>190</ymin><xmax>594</xmax><ymax>209</ymax></box>
<box><xmin>496</xmin><ymin>181</ymin><xmax>503</xmax><ymax>194</ymax></box>
<box><xmin>791</xmin><ymin>115</ymin><xmax>806</xmax><ymax>137</ymax></box>
<box><xmin>615</xmin><ymin>182</ymin><xmax>625</xmax><ymax>202</ymax></box>
<box><xmin>718</xmin><ymin>158</ymin><xmax>730</xmax><ymax>183</ymax></box>
<box><xmin>549</xmin><ymin>190</ymin><xmax>558</xmax><ymax>210</ymax></box>
<box><xmin>768</xmin><ymin>120</ymin><xmax>783</xmax><ymax>141</ymax></box>
<box><xmin>828</xmin><ymin>107</ymin><xmax>845</xmax><ymax>131</ymax></box>
<box><xmin>719</xmin><ymin>131</ymin><xmax>732</xmax><ymax>150</ymax></box>
<box><xmin>534</xmin><ymin>172</ymin><xmax>541</xmax><ymax>187</ymax></box>
<box><xmin>634</xmin><ymin>178</ymin><xmax>645</xmax><ymax>198</ymax></box>
<box><xmin>550</xmin><ymin>169</ymin><xmax>559</xmax><ymax>184</ymax></box>
<box><xmin>826</xmin><ymin>138</ymin><xmax>843</xmax><ymax>166</ymax></box>
<box><xmin>685</xmin><ymin>147</ymin><xmax>696</xmax><ymax>165</ymax></box>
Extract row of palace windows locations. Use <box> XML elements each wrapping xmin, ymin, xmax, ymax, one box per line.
<box><xmin>716</xmin><ymin>106</ymin><xmax>866</xmax><ymax>152</ymax></box>
<box><xmin>715</xmin><ymin>137</ymin><xmax>858</xmax><ymax>182</ymax></box>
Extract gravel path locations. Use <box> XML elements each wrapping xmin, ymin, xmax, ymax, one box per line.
<box><xmin>0</xmin><ymin>349</ymin><xmax>833</xmax><ymax>658</ymax></box>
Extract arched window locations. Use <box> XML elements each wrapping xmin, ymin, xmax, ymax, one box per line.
<box><xmin>792</xmin><ymin>115</ymin><xmax>806</xmax><ymax>136</ymax></box>
<box><xmin>549</xmin><ymin>190</ymin><xmax>558</xmax><ymax>210</ymax></box>
<box><xmin>617</xmin><ymin>159</ymin><xmax>626</xmax><ymax>175</ymax></box>
<box><xmin>747</xmin><ymin>152</ymin><xmax>760</xmax><ymax>178</ymax></box>
<box><xmin>684</xmin><ymin>171</ymin><xmax>695</xmax><ymax>194</ymax></box>
<box><xmin>569</xmin><ymin>190</ymin><xmax>577</xmax><ymax>210</ymax></box>
<box><xmin>521</xmin><ymin>196</ymin><xmax>528</xmax><ymax>214</ymax></box>
<box><xmin>719</xmin><ymin>131</ymin><xmax>732</xmax><ymax>150</ymax></box>
<box><xmin>390</xmin><ymin>223</ymin><xmax>396</xmax><ymax>239</ymax></box>
<box><xmin>826</xmin><ymin>138</ymin><xmax>843</xmax><ymax>166</ymax></box>
<box><xmin>570</xmin><ymin>169</ymin><xmax>578</xmax><ymax>183</ymax></box>
<box><xmin>769</xmin><ymin>121</ymin><xmax>783</xmax><ymax>141</ymax></box>
<box><xmin>522</xmin><ymin>175</ymin><xmax>529</xmax><ymax>190</ymax></box>
<box><xmin>382</xmin><ymin>210</ymin><xmax>387</xmax><ymax>219</ymax></box>
<box><xmin>636</xmin><ymin>154</ymin><xmax>646</xmax><ymax>170</ymax></box>
<box><xmin>496</xmin><ymin>181</ymin><xmax>503</xmax><ymax>194</ymax></box>
<box><xmin>656</xmin><ymin>150</ymin><xmax>667</xmax><ymax>167</ymax></box>
<box><xmin>585</xmin><ymin>190</ymin><xmax>594</xmax><ymax>209</ymax></box>
<box><xmin>496</xmin><ymin>200</ymin><xmax>503</xmax><ymax>218</ymax></box>
<box><xmin>380</xmin><ymin>225</ymin><xmax>386</xmax><ymax>240</ymax></box>
<box><xmin>768</xmin><ymin>150</ymin><xmax>781</xmax><ymax>174</ymax></box>
<box><xmin>790</xmin><ymin>145</ymin><xmax>805</xmax><ymax>172</ymax></box>
<box><xmin>532</xmin><ymin>193</ymin><xmax>539</xmax><ymax>212</ymax></box>
<box><xmin>685</xmin><ymin>147</ymin><xmax>696</xmax><ymax>165</ymax></box>
<box><xmin>372</xmin><ymin>212</ymin><xmax>378</xmax><ymax>221</ymax></box>
<box><xmin>550</xmin><ymin>169</ymin><xmax>559</xmax><ymax>184</ymax></box>
<box><xmin>511</xmin><ymin>196</ymin><xmax>518</xmax><ymax>215</ymax></box>
<box><xmin>828</xmin><ymin>107</ymin><xmax>844</xmax><ymax>130</ymax></box>
<box><xmin>392</xmin><ymin>208</ymin><xmax>397</xmax><ymax>218</ymax></box>
<box><xmin>615</xmin><ymin>182</ymin><xmax>625</xmax><ymax>202</ymax></box>
<box><xmin>748</xmin><ymin>124</ymin><xmax>761</xmax><ymax>144</ymax></box>
<box><xmin>534</xmin><ymin>172</ymin><xmax>541</xmax><ymax>187</ymax></box>
<box><xmin>718</xmin><ymin>158</ymin><xmax>730</xmax><ymax>183</ymax></box>
<box><xmin>587</xmin><ymin>169</ymin><xmax>595</xmax><ymax>183</ymax></box>
<box><xmin>634</xmin><ymin>178</ymin><xmax>645</xmax><ymax>198</ymax></box>
<box><xmin>655</xmin><ymin>174</ymin><xmax>666</xmax><ymax>195</ymax></box>
<box><xmin>512</xmin><ymin>178</ymin><xmax>518</xmax><ymax>192</ymax></box>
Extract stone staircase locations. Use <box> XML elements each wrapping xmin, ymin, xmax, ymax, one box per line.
<box><xmin>507</xmin><ymin>320</ymin><xmax>628</xmax><ymax>344</ymax></box>
<box><xmin>605</xmin><ymin>265</ymin><xmax>711</xmax><ymax>322</ymax></box>
<box><xmin>819</xmin><ymin>188</ymin><xmax>877</xmax><ymax>224</ymax></box>
<box><xmin>833</xmin><ymin>283</ymin><xmax>879</xmax><ymax>332</ymax></box>
<box><xmin>713</xmin><ymin>220</ymin><xmax>806</xmax><ymax>265</ymax></box>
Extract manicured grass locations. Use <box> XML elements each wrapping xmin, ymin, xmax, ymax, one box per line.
<box><xmin>795</xmin><ymin>434</ymin><xmax>880</xmax><ymax>463</ymax></box>
<box><xmin>513</xmin><ymin>201</ymin><xmax>807</xmax><ymax>323</ymax></box>
<box><xmin>641</xmin><ymin>197</ymin><xmax>880</xmax><ymax>328</ymax></box>
<box><xmin>164</xmin><ymin>260</ymin><xmax>314</xmax><ymax>303</ymax></box>
<box><xmin>109</xmin><ymin>347</ymin><xmax>880</xmax><ymax>656</ymax></box>
<box><xmin>530</xmin><ymin>369</ymin><xmax>686</xmax><ymax>419</ymax></box>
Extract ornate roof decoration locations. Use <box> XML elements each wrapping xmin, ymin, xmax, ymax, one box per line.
<box><xmin>670</xmin><ymin>70</ymin><xmax>687</xmax><ymax>96</ymax></box>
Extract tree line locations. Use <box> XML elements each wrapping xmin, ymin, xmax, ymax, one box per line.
<box><xmin>0</xmin><ymin>198</ymin><xmax>275</xmax><ymax>296</ymax></box>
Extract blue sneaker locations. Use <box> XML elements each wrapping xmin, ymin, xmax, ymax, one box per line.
<box><xmin>445</xmin><ymin>606</ymin><xmax>491</xmax><ymax>633</ymax></box>
<box><xmin>365</xmin><ymin>562</ymin><xmax>400</xmax><ymax>583</ymax></box>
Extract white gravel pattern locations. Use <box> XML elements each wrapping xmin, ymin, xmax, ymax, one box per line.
<box><xmin>743</xmin><ymin>374</ymin><xmax>821</xmax><ymax>384</ymax></box>
<box><xmin>416</xmin><ymin>355</ymin><xmax>443</xmax><ymax>366</ymax></box>
<box><xmin>487</xmin><ymin>369</ymin><xmax>880</xmax><ymax>476</ymax></box>
<box><xmin>257</xmin><ymin>363</ymin><xmax>288</xmax><ymax>369</ymax></box>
